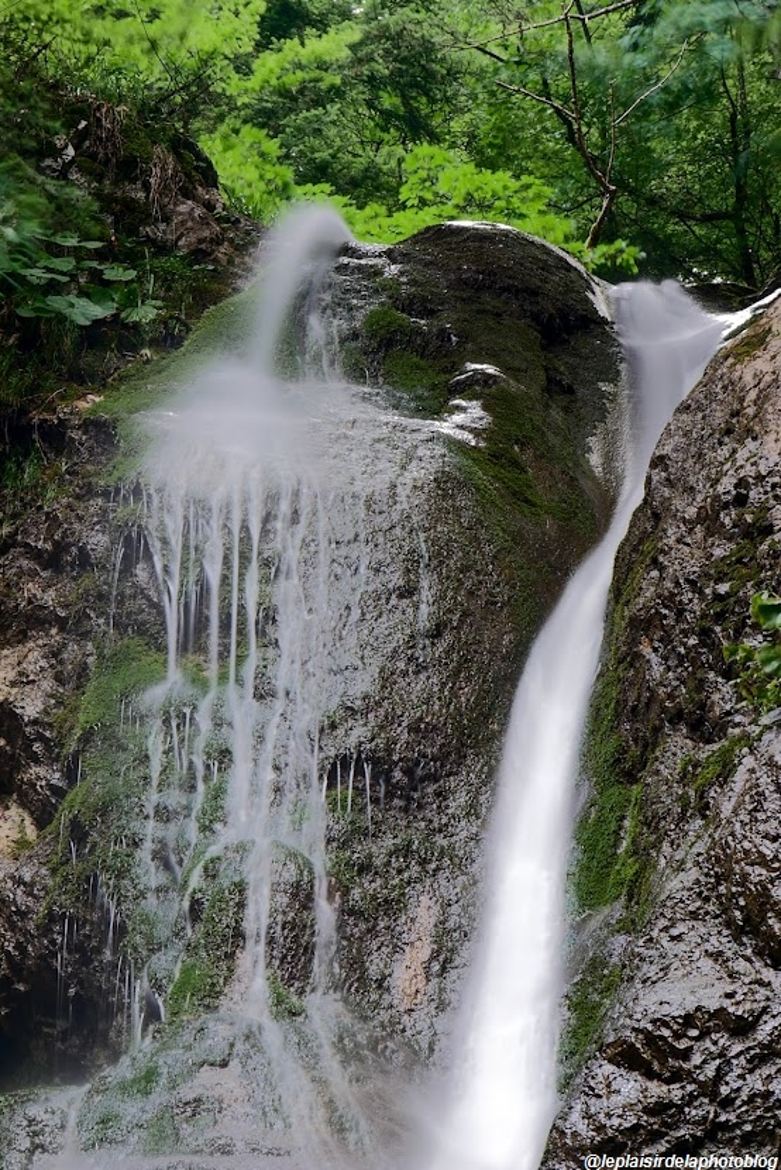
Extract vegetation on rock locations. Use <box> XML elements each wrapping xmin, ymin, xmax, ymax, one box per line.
<box><xmin>724</xmin><ymin>591</ymin><xmax>781</xmax><ymax>710</ymax></box>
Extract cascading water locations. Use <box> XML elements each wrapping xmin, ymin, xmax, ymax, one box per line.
<box><xmin>36</xmin><ymin>206</ymin><xmax>446</xmax><ymax>1170</ymax></box>
<box><xmin>419</xmin><ymin>280</ymin><xmax>724</xmax><ymax>1170</ymax></box>
<box><xmin>127</xmin><ymin>207</ymin><xmax>391</xmax><ymax>1167</ymax></box>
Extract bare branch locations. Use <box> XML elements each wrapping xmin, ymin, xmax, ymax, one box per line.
<box><xmin>496</xmin><ymin>79</ymin><xmax>575</xmax><ymax>122</ymax></box>
<box><xmin>615</xmin><ymin>38</ymin><xmax>690</xmax><ymax>127</ymax></box>
<box><xmin>571</xmin><ymin>0</ymin><xmax>641</xmax><ymax>22</ymax></box>
<box><xmin>574</xmin><ymin>1</ymin><xmax>594</xmax><ymax>45</ymax></box>
<box><xmin>471</xmin><ymin>44</ymin><xmax>511</xmax><ymax>67</ymax></box>
<box><xmin>564</xmin><ymin>11</ymin><xmax>581</xmax><ymax>123</ymax></box>
<box><xmin>606</xmin><ymin>84</ymin><xmax>618</xmax><ymax>186</ymax></box>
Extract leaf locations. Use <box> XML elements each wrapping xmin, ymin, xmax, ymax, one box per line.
<box><xmin>81</xmin><ymin>284</ymin><xmax>119</xmax><ymax>311</ymax></box>
<box><xmin>100</xmin><ymin>264</ymin><xmax>138</xmax><ymax>282</ymax></box>
<box><xmin>756</xmin><ymin>645</ymin><xmax>781</xmax><ymax>678</ymax></box>
<box><xmin>45</xmin><ymin>255</ymin><xmax>78</xmax><ymax>272</ymax></box>
<box><xmin>18</xmin><ymin>267</ymin><xmax>70</xmax><ymax>284</ymax></box>
<box><xmin>47</xmin><ymin>234</ymin><xmax>106</xmax><ymax>249</ymax></box>
<box><xmin>16</xmin><ymin>298</ymin><xmax>57</xmax><ymax>319</ymax></box>
<box><xmin>43</xmin><ymin>294</ymin><xmax>117</xmax><ymax>325</ymax></box>
<box><xmin>751</xmin><ymin>592</ymin><xmax>781</xmax><ymax>631</ymax></box>
<box><xmin>120</xmin><ymin>300</ymin><xmax>163</xmax><ymax>324</ymax></box>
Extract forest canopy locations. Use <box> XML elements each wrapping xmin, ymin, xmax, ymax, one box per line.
<box><xmin>2</xmin><ymin>0</ymin><xmax>780</xmax><ymax>289</ymax></box>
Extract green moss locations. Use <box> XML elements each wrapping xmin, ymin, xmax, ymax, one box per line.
<box><xmin>560</xmin><ymin>953</ymin><xmax>622</xmax><ymax>1084</ymax></box>
<box><xmin>125</xmin><ymin>904</ymin><xmax>167</xmax><ymax>964</ymax></box>
<box><xmin>572</xmin><ymin>538</ymin><xmax>658</xmax><ymax>922</ymax></box>
<box><xmin>75</xmin><ymin>637</ymin><xmax>165</xmax><ymax>743</ymax></box>
<box><xmin>267</xmin><ymin>970</ymin><xmax>305</xmax><ymax>1020</ymax></box>
<box><xmin>363</xmin><ymin>305</ymin><xmax>413</xmax><ymax>347</ymax></box>
<box><xmin>712</xmin><ymin>538</ymin><xmax>762</xmax><ymax>601</ymax></box>
<box><xmin>373</xmin><ymin>275</ymin><xmax>402</xmax><ymax>298</ymax></box>
<box><xmin>141</xmin><ymin>1107</ymin><xmax>177</xmax><ymax>1155</ymax></box>
<box><xmin>38</xmin><ymin>635</ymin><xmax>171</xmax><ymax>937</ymax></box>
<box><xmin>452</xmin><ymin>371</ymin><xmax>602</xmax><ymax>649</ymax></box>
<box><xmin>686</xmin><ymin>733</ymin><xmax>751</xmax><ymax>800</ymax></box>
<box><xmin>166</xmin><ymin>878</ymin><xmax>245</xmax><ymax>1020</ymax></box>
<box><xmin>86</xmin><ymin>1104</ymin><xmax>124</xmax><ymax>1145</ymax></box>
<box><xmin>459</xmin><ymin>367</ymin><xmax>599</xmax><ymax>530</ymax></box>
<box><xmin>119</xmin><ymin>1060</ymin><xmax>161</xmax><ymax>1098</ymax></box>
<box><xmin>196</xmin><ymin>769</ymin><xmax>228</xmax><ymax>837</ymax></box>
<box><xmin>167</xmin><ymin>960</ymin><xmax>220</xmax><ymax>1019</ymax></box>
<box><xmin>327</xmin><ymin>847</ymin><xmax>359</xmax><ymax>892</ymax></box>
<box><xmin>575</xmin><ymin>780</ymin><xmax>641</xmax><ymax>912</ymax></box>
<box><xmin>88</xmin><ymin>287</ymin><xmax>258</xmax><ymax>481</ymax></box>
<box><xmin>729</xmin><ymin>321</ymin><xmax>772</xmax><ymax>364</ymax></box>
<box><xmin>382</xmin><ymin>351</ymin><xmax>448</xmax><ymax>414</ymax></box>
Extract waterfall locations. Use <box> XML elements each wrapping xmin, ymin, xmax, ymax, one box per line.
<box><xmin>43</xmin><ymin>205</ymin><xmax>448</xmax><ymax>1170</ymax></box>
<box><xmin>23</xmin><ymin>215</ymin><xmax>736</xmax><ymax>1170</ymax></box>
<box><xmin>419</xmin><ymin>280</ymin><xmax>724</xmax><ymax>1170</ymax></box>
<box><xmin>130</xmin><ymin>208</ymin><xmax>383</xmax><ymax>1161</ymax></box>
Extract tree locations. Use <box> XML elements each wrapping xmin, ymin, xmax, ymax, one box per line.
<box><xmin>461</xmin><ymin>0</ymin><xmax>781</xmax><ymax>285</ymax></box>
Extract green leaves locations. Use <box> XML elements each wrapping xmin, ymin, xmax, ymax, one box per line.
<box><xmin>48</xmin><ymin>234</ymin><xmax>105</xmax><ymax>248</ymax></box>
<box><xmin>18</xmin><ymin>267</ymin><xmax>70</xmax><ymax>284</ymax></box>
<box><xmin>101</xmin><ymin>264</ymin><xmax>138</xmax><ymax>282</ymax></box>
<box><xmin>724</xmin><ymin>592</ymin><xmax>781</xmax><ymax>711</ymax></box>
<box><xmin>120</xmin><ymin>300</ymin><xmax>163</xmax><ymax>324</ymax></box>
<box><xmin>0</xmin><ymin>165</ymin><xmax>150</xmax><ymax>328</ymax></box>
<box><xmin>751</xmin><ymin>591</ymin><xmax>781</xmax><ymax>632</ymax></box>
<box><xmin>41</xmin><ymin>294</ymin><xmax>117</xmax><ymax>325</ymax></box>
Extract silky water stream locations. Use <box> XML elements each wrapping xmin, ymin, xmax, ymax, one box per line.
<box><xmin>418</xmin><ymin>280</ymin><xmax>725</xmax><ymax>1170</ymax></box>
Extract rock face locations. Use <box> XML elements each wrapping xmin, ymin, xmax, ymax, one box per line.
<box><xmin>319</xmin><ymin>224</ymin><xmax>623</xmax><ymax>1050</ymax></box>
<box><xmin>0</xmin><ymin>222</ymin><xmax>622</xmax><ymax>1162</ymax></box>
<box><xmin>547</xmin><ymin>303</ymin><xmax>781</xmax><ymax>1161</ymax></box>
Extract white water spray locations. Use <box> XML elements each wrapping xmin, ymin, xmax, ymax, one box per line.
<box><xmin>420</xmin><ymin>280</ymin><xmax>724</xmax><ymax>1170</ymax></box>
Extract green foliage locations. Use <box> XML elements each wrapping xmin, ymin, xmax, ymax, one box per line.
<box><xmin>199</xmin><ymin>123</ymin><xmax>295</xmax><ymax>220</ymax></box>
<box><xmin>0</xmin><ymin>164</ymin><xmax>167</xmax><ymax>330</ymax></box>
<box><xmin>0</xmin><ymin>161</ymin><xmax>112</xmax><ymax>326</ymax></box>
<box><xmin>266</xmin><ymin>970</ymin><xmax>305</xmax><ymax>1019</ymax></box>
<box><xmin>76</xmin><ymin>638</ymin><xmax>165</xmax><ymax>742</ymax></box>
<box><xmin>4</xmin><ymin>0</ymin><xmax>778</xmax><ymax>287</ymax></box>
<box><xmin>560</xmin><ymin>953</ymin><xmax>622</xmax><ymax>1082</ymax></box>
<box><xmin>681</xmin><ymin>733</ymin><xmax>752</xmax><ymax>805</ymax></box>
<box><xmin>725</xmin><ymin>592</ymin><xmax>781</xmax><ymax>711</ymax></box>
<box><xmin>166</xmin><ymin>878</ymin><xmax>245</xmax><ymax>1019</ymax></box>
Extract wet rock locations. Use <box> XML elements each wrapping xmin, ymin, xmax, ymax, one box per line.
<box><xmin>547</xmin><ymin>301</ymin><xmax>781</xmax><ymax>1162</ymax></box>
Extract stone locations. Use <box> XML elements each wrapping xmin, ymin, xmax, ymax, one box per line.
<box><xmin>547</xmin><ymin>301</ymin><xmax>781</xmax><ymax>1164</ymax></box>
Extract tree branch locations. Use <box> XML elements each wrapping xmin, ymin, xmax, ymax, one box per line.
<box><xmin>615</xmin><ymin>38</ymin><xmax>690</xmax><ymax>127</ymax></box>
<box><xmin>496</xmin><ymin>80</ymin><xmax>575</xmax><ymax>123</ymax></box>
<box><xmin>574</xmin><ymin>1</ymin><xmax>594</xmax><ymax>45</ymax></box>
<box><xmin>471</xmin><ymin>44</ymin><xmax>510</xmax><ymax>67</ymax></box>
